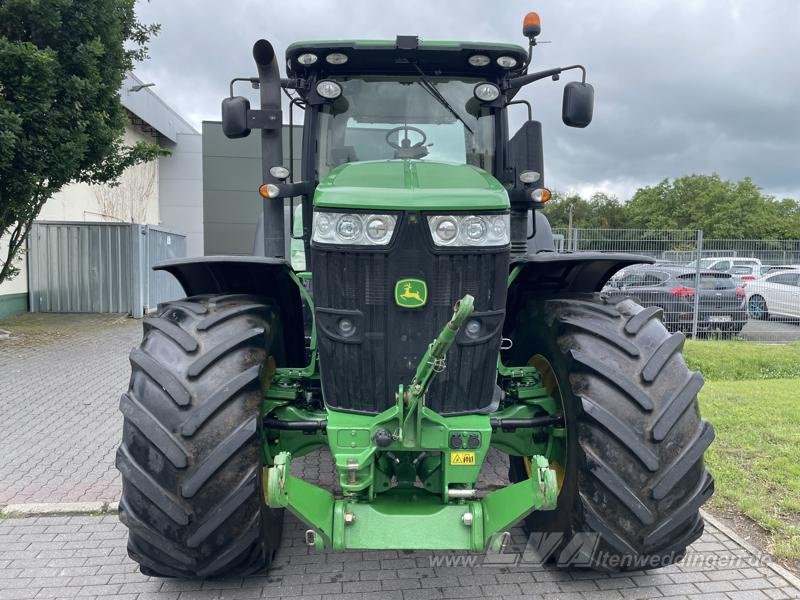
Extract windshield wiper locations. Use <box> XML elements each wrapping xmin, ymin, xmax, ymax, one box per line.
<box><xmin>412</xmin><ymin>63</ymin><xmax>474</xmax><ymax>135</ymax></box>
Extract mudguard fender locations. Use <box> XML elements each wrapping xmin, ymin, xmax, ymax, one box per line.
<box><xmin>154</xmin><ymin>256</ymin><xmax>306</xmax><ymax>367</ymax></box>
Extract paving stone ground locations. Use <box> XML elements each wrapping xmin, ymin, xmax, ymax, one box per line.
<box><xmin>0</xmin><ymin>514</ymin><xmax>798</xmax><ymax>600</ymax></box>
<box><xmin>1</xmin><ymin>313</ymin><xmax>799</xmax><ymax>599</ymax></box>
<box><xmin>0</xmin><ymin>314</ymin><xmax>140</xmax><ymax>505</ymax></box>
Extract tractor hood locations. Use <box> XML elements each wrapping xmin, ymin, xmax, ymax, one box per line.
<box><xmin>313</xmin><ymin>160</ymin><xmax>509</xmax><ymax>211</ymax></box>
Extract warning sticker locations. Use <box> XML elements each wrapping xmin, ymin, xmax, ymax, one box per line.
<box><xmin>450</xmin><ymin>451</ymin><xmax>476</xmax><ymax>466</ymax></box>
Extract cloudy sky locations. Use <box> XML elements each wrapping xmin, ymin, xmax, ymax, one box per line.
<box><xmin>133</xmin><ymin>0</ymin><xmax>800</xmax><ymax>201</ymax></box>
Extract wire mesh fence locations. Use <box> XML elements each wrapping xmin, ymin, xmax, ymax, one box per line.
<box><xmin>552</xmin><ymin>228</ymin><xmax>800</xmax><ymax>343</ymax></box>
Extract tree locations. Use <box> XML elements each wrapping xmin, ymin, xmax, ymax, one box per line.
<box><xmin>543</xmin><ymin>191</ymin><xmax>627</xmax><ymax>229</ymax></box>
<box><xmin>0</xmin><ymin>0</ymin><xmax>165</xmax><ymax>284</ymax></box>
<box><xmin>626</xmin><ymin>174</ymin><xmax>800</xmax><ymax>239</ymax></box>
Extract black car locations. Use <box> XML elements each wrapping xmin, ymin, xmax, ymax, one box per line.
<box><xmin>604</xmin><ymin>266</ymin><xmax>748</xmax><ymax>336</ymax></box>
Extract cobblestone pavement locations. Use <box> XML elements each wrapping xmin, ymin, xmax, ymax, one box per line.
<box><xmin>0</xmin><ymin>314</ymin><xmax>141</xmax><ymax>505</ymax></box>
<box><xmin>1</xmin><ymin>313</ymin><xmax>799</xmax><ymax>599</ymax></box>
<box><xmin>0</xmin><ymin>513</ymin><xmax>798</xmax><ymax>600</ymax></box>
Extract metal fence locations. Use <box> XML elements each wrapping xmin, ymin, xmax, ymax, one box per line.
<box><xmin>553</xmin><ymin>228</ymin><xmax>800</xmax><ymax>343</ymax></box>
<box><xmin>28</xmin><ymin>222</ymin><xmax>186</xmax><ymax>318</ymax></box>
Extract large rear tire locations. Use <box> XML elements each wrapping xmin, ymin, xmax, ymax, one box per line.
<box><xmin>506</xmin><ymin>294</ymin><xmax>714</xmax><ymax>571</ymax></box>
<box><xmin>117</xmin><ymin>295</ymin><xmax>284</xmax><ymax>578</ymax></box>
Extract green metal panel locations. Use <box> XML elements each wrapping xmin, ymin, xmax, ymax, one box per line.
<box><xmin>0</xmin><ymin>292</ymin><xmax>27</xmax><ymax>319</ymax></box>
<box><xmin>314</xmin><ymin>160</ymin><xmax>509</xmax><ymax>211</ymax></box>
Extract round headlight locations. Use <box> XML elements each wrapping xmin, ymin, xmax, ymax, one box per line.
<box><xmin>297</xmin><ymin>53</ymin><xmax>318</xmax><ymax>66</ymax></box>
<box><xmin>462</xmin><ymin>216</ymin><xmax>488</xmax><ymax>242</ymax></box>
<box><xmin>316</xmin><ymin>213</ymin><xmax>333</xmax><ymax>236</ymax></box>
<box><xmin>519</xmin><ymin>170</ymin><xmax>541</xmax><ymax>184</ymax></box>
<box><xmin>468</xmin><ymin>54</ymin><xmax>490</xmax><ymax>67</ymax></box>
<box><xmin>496</xmin><ymin>55</ymin><xmax>518</xmax><ymax>68</ymax></box>
<box><xmin>326</xmin><ymin>52</ymin><xmax>348</xmax><ymax>65</ymax></box>
<box><xmin>316</xmin><ymin>80</ymin><xmax>342</xmax><ymax>99</ymax></box>
<box><xmin>474</xmin><ymin>82</ymin><xmax>500</xmax><ymax>102</ymax></box>
<box><xmin>269</xmin><ymin>166</ymin><xmax>290</xmax><ymax>180</ymax></box>
<box><xmin>336</xmin><ymin>215</ymin><xmax>362</xmax><ymax>240</ymax></box>
<box><xmin>366</xmin><ymin>216</ymin><xmax>391</xmax><ymax>242</ymax></box>
<box><xmin>434</xmin><ymin>217</ymin><xmax>458</xmax><ymax>243</ymax></box>
<box><xmin>491</xmin><ymin>216</ymin><xmax>507</xmax><ymax>239</ymax></box>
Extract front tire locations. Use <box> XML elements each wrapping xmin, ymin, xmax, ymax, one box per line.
<box><xmin>117</xmin><ymin>295</ymin><xmax>284</xmax><ymax>578</ymax></box>
<box><xmin>748</xmin><ymin>295</ymin><xmax>769</xmax><ymax>320</ymax></box>
<box><xmin>506</xmin><ymin>294</ymin><xmax>715</xmax><ymax>571</ymax></box>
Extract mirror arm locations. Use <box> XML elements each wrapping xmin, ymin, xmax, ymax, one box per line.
<box><xmin>506</xmin><ymin>64</ymin><xmax>587</xmax><ymax>92</ymax></box>
<box><xmin>269</xmin><ymin>181</ymin><xmax>315</xmax><ymax>200</ymax></box>
<box><xmin>229</xmin><ymin>77</ymin><xmax>259</xmax><ymax>98</ymax></box>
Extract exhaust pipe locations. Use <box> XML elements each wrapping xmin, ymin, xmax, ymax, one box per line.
<box><xmin>253</xmin><ymin>39</ymin><xmax>285</xmax><ymax>259</ymax></box>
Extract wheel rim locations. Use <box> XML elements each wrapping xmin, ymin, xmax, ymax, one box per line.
<box><xmin>522</xmin><ymin>354</ymin><xmax>567</xmax><ymax>493</ymax></box>
<box><xmin>748</xmin><ymin>296</ymin><xmax>765</xmax><ymax>319</ymax></box>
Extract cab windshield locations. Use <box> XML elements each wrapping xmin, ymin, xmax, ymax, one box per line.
<box><xmin>315</xmin><ymin>76</ymin><xmax>495</xmax><ymax>179</ymax></box>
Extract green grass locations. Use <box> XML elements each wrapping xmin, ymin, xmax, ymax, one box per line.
<box><xmin>686</xmin><ymin>339</ymin><xmax>800</xmax><ymax>560</ymax></box>
<box><xmin>700</xmin><ymin>379</ymin><xmax>800</xmax><ymax>559</ymax></box>
<box><xmin>684</xmin><ymin>339</ymin><xmax>800</xmax><ymax>380</ymax></box>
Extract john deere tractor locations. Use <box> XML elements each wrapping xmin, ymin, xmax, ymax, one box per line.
<box><xmin>117</xmin><ymin>12</ymin><xmax>714</xmax><ymax>578</ymax></box>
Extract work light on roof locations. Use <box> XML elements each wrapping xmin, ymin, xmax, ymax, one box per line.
<box><xmin>468</xmin><ymin>54</ymin><xmax>491</xmax><ymax>67</ymax></box>
<box><xmin>474</xmin><ymin>82</ymin><xmax>500</xmax><ymax>102</ymax></box>
<box><xmin>316</xmin><ymin>80</ymin><xmax>342</xmax><ymax>99</ymax></box>
<box><xmin>297</xmin><ymin>53</ymin><xmax>318</xmax><ymax>66</ymax></box>
<box><xmin>496</xmin><ymin>55</ymin><xmax>518</xmax><ymax>69</ymax></box>
<box><xmin>326</xmin><ymin>52</ymin><xmax>348</xmax><ymax>65</ymax></box>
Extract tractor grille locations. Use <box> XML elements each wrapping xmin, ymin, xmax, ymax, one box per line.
<box><xmin>312</xmin><ymin>212</ymin><xmax>509</xmax><ymax>414</ymax></box>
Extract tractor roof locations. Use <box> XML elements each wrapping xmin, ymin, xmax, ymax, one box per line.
<box><xmin>285</xmin><ymin>38</ymin><xmax>528</xmax><ymax>79</ymax></box>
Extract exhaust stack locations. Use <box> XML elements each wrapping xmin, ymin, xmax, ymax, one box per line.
<box><xmin>253</xmin><ymin>39</ymin><xmax>285</xmax><ymax>259</ymax></box>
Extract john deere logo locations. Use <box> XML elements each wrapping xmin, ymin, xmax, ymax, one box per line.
<box><xmin>395</xmin><ymin>278</ymin><xmax>427</xmax><ymax>308</ymax></box>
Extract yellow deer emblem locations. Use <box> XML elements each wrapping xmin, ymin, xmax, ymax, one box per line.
<box><xmin>395</xmin><ymin>279</ymin><xmax>427</xmax><ymax>307</ymax></box>
<box><xmin>400</xmin><ymin>282</ymin><xmax>423</xmax><ymax>303</ymax></box>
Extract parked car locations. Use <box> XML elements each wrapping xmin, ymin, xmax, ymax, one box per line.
<box><xmin>604</xmin><ymin>265</ymin><xmax>748</xmax><ymax>336</ymax></box>
<box><xmin>729</xmin><ymin>264</ymin><xmax>759</xmax><ymax>285</ymax></box>
<box><xmin>686</xmin><ymin>257</ymin><xmax>763</xmax><ymax>273</ymax></box>
<box><xmin>743</xmin><ymin>269</ymin><xmax>800</xmax><ymax>320</ymax></box>
<box><xmin>760</xmin><ymin>264</ymin><xmax>800</xmax><ymax>276</ymax></box>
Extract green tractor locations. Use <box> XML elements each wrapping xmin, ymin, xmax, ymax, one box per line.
<box><xmin>117</xmin><ymin>12</ymin><xmax>714</xmax><ymax>578</ymax></box>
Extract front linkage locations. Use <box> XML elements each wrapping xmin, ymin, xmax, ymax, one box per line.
<box><xmin>265</xmin><ymin>295</ymin><xmax>559</xmax><ymax>552</ymax></box>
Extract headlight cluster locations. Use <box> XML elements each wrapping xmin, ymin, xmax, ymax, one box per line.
<box><xmin>311</xmin><ymin>212</ymin><xmax>510</xmax><ymax>247</ymax></box>
<box><xmin>312</xmin><ymin>212</ymin><xmax>397</xmax><ymax>245</ymax></box>
<box><xmin>427</xmin><ymin>214</ymin><xmax>510</xmax><ymax>247</ymax></box>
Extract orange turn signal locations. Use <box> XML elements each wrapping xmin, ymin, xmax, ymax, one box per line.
<box><xmin>258</xmin><ymin>183</ymin><xmax>280</xmax><ymax>199</ymax></box>
<box><xmin>523</xmin><ymin>12</ymin><xmax>542</xmax><ymax>38</ymax></box>
<box><xmin>531</xmin><ymin>187</ymin><xmax>552</xmax><ymax>203</ymax></box>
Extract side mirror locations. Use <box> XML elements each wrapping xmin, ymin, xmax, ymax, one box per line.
<box><xmin>562</xmin><ymin>81</ymin><xmax>594</xmax><ymax>128</ymax></box>
<box><xmin>221</xmin><ymin>96</ymin><xmax>251</xmax><ymax>138</ymax></box>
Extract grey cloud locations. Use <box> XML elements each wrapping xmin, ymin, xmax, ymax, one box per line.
<box><xmin>133</xmin><ymin>0</ymin><xmax>800</xmax><ymax>199</ymax></box>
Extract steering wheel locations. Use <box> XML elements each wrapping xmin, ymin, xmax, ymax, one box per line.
<box><xmin>385</xmin><ymin>125</ymin><xmax>427</xmax><ymax>150</ymax></box>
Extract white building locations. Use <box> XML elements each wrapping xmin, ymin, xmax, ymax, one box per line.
<box><xmin>0</xmin><ymin>73</ymin><xmax>203</xmax><ymax>318</ymax></box>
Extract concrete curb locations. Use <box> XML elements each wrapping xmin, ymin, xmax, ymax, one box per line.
<box><xmin>701</xmin><ymin>509</ymin><xmax>800</xmax><ymax>590</ymax></box>
<box><xmin>0</xmin><ymin>500</ymin><xmax>118</xmax><ymax>517</ymax></box>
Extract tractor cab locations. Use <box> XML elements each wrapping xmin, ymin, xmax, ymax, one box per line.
<box><xmin>285</xmin><ymin>38</ymin><xmax>528</xmax><ymax>178</ymax></box>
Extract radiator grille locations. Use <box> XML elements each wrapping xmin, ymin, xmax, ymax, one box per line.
<box><xmin>312</xmin><ymin>213</ymin><xmax>509</xmax><ymax>414</ymax></box>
